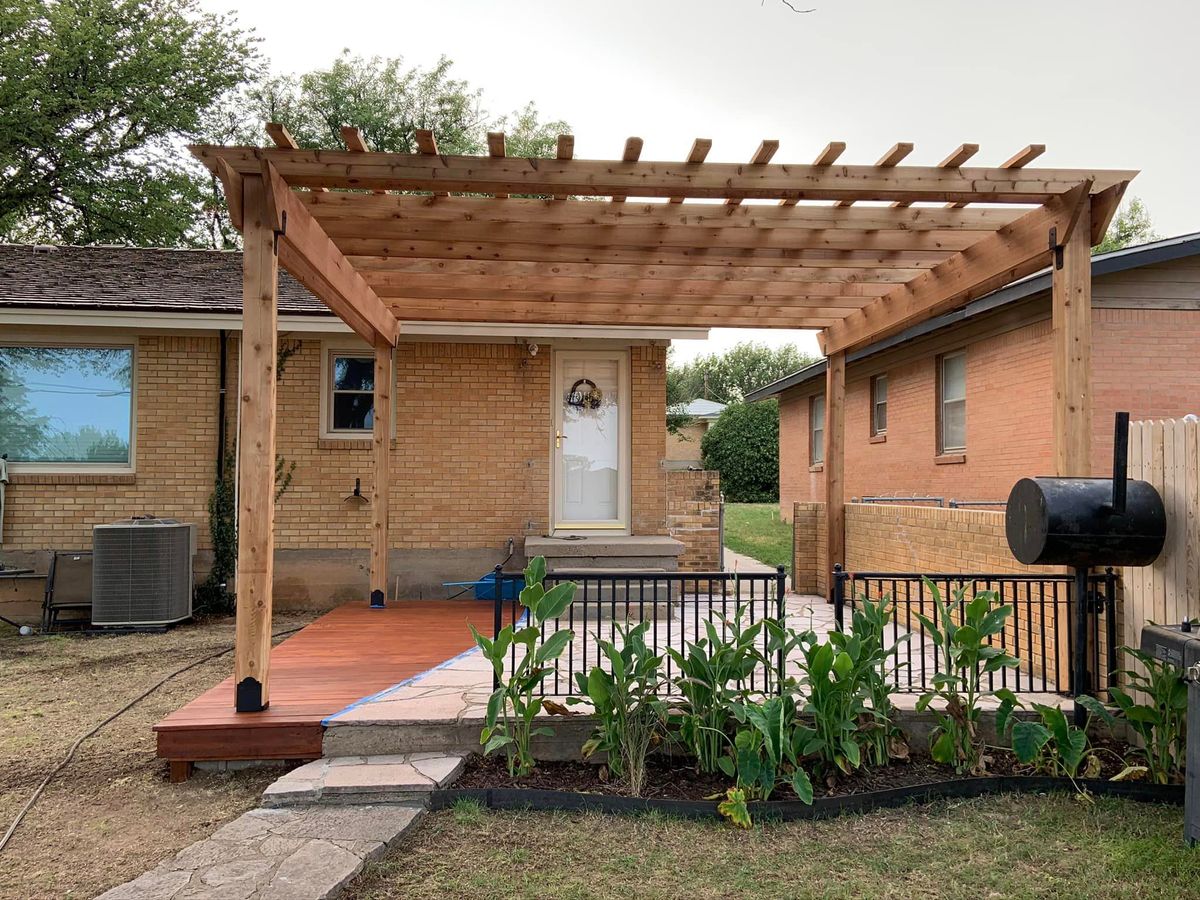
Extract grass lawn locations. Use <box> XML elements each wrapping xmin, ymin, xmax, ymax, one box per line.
<box><xmin>723</xmin><ymin>502</ymin><xmax>792</xmax><ymax>571</ymax></box>
<box><xmin>0</xmin><ymin>612</ymin><xmax>315</xmax><ymax>900</ymax></box>
<box><xmin>347</xmin><ymin>794</ymin><xmax>1196</xmax><ymax>900</ymax></box>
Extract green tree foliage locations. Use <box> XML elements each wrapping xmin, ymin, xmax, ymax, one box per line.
<box><xmin>0</xmin><ymin>0</ymin><xmax>260</xmax><ymax>245</ymax></box>
<box><xmin>670</xmin><ymin>342</ymin><xmax>816</xmax><ymax>404</ymax></box>
<box><xmin>1094</xmin><ymin>197</ymin><xmax>1160</xmax><ymax>255</ymax></box>
<box><xmin>701</xmin><ymin>400</ymin><xmax>780</xmax><ymax>502</ymax></box>
<box><xmin>195</xmin><ymin>52</ymin><xmax>569</xmax><ymax>247</ymax></box>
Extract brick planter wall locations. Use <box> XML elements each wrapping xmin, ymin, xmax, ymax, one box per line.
<box><xmin>667</xmin><ymin>470</ymin><xmax>721</xmax><ymax>571</ymax></box>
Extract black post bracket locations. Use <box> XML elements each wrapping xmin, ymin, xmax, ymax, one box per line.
<box><xmin>272</xmin><ymin>209</ymin><xmax>288</xmax><ymax>255</ymax></box>
<box><xmin>235</xmin><ymin>676</ymin><xmax>268</xmax><ymax>713</ymax></box>
<box><xmin>1049</xmin><ymin>226</ymin><xmax>1064</xmax><ymax>270</ymax></box>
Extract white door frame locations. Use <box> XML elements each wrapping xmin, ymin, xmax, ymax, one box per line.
<box><xmin>550</xmin><ymin>348</ymin><xmax>631</xmax><ymax>535</ymax></box>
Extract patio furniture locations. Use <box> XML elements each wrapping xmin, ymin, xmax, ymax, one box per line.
<box><xmin>42</xmin><ymin>550</ymin><xmax>93</xmax><ymax>632</ymax></box>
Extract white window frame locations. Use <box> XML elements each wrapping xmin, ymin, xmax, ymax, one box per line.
<box><xmin>871</xmin><ymin>374</ymin><xmax>888</xmax><ymax>437</ymax></box>
<box><xmin>810</xmin><ymin>394</ymin><xmax>825</xmax><ymax>466</ymax></box>
<box><xmin>938</xmin><ymin>351</ymin><xmax>967</xmax><ymax>454</ymax></box>
<box><xmin>319</xmin><ymin>340</ymin><xmax>394</xmax><ymax>441</ymax></box>
<box><xmin>1</xmin><ymin>337</ymin><xmax>137</xmax><ymax>474</ymax></box>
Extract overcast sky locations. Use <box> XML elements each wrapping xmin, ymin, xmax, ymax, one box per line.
<box><xmin>209</xmin><ymin>0</ymin><xmax>1200</xmax><ymax>361</ymax></box>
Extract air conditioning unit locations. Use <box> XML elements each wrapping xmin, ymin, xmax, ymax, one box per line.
<box><xmin>92</xmin><ymin>518</ymin><xmax>196</xmax><ymax>626</ymax></box>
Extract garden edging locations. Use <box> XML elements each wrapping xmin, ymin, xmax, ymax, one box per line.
<box><xmin>432</xmin><ymin>777</ymin><xmax>1183</xmax><ymax>821</ymax></box>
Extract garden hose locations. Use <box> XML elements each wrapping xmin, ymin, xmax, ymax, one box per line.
<box><xmin>0</xmin><ymin>624</ymin><xmax>303</xmax><ymax>854</ymax></box>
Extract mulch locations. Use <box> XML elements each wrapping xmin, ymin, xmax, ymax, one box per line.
<box><xmin>458</xmin><ymin>735</ymin><xmax>1141</xmax><ymax>801</ymax></box>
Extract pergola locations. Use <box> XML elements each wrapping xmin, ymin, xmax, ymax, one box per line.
<box><xmin>191</xmin><ymin>128</ymin><xmax>1135</xmax><ymax>712</ymax></box>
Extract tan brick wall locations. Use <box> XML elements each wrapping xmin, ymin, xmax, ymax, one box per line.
<box><xmin>665</xmin><ymin>421</ymin><xmax>707</xmax><ymax>461</ymax></box>
<box><xmin>667</xmin><ymin>469</ymin><xmax>721</xmax><ymax>571</ymax></box>
<box><xmin>4</xmin><ymin>334</ymin><xmax>220</xmax><ymax>552</ymax></box>
<box><xmin>791</xmin><ymin>501</ymin><xmax>824</xmax><ymax>595</ymax></box>
<box><xmin>632</xmin><ymin>344</ymin><xmax>669</xmax><ymax>536</ymax></box>
<box><xmin>2</xmin><ymin>335</ymin><xmax>670</xmax><ymax>572</ymax></box>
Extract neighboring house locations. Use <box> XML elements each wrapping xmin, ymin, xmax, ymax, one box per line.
<box><xmin>0</xmin><ymin>244</ymin><xmax>712</xmax><ymax>605</ymax></box>
<box><xmin>665</xmin><ymin>398</ymin><xmax>726</xmax><ymax>464</ymax></box>
<box><xmin>747</xmin><ymin>233</ymin><xmax>1200</xmax><ymax>514</ymax></box>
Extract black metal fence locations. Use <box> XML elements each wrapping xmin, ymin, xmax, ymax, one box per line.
<box><xmin>492</xmin><ymin>568</ymin><xmax>788</xmax><ymax>696</ymax></box>
<box><xmin>832</xmin><ymin>566</ymin><xmax>1119</xmax><ymax>697</ymax></box>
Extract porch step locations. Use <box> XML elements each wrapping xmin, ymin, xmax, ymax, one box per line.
<box><xmin>262</xmin><ymin>752</ymin><xmax>465</xmax><ymax>808</ymax></box>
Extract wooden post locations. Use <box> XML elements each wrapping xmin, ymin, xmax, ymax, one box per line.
<box><xmin>824</xmin><ymin>350</ymin><xmax>846</xmax><ymax>601</ymax></box>
<box><xmin>1052</xmin><ymin>199</ymin><xmax>1093</xmax><ymax>477</ymax></box>
<box><xmin>234</xmin><ymin>174</ymin><xmax>279</xmax><ymax>712</ymax></box>
<box><xmin>369</xmin><ymin>338</ymin><xmax>393</xmax><ymax>608</ymax></box>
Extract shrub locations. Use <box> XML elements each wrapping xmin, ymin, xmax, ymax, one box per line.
<box><xmin>700</xmin><ymin>401</ymin><xmax>779</xmax><ymax>503</ymax></box>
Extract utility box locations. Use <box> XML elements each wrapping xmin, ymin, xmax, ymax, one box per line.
<box><xmin>92</xmin><ymin>517</ymin><xmax>195</xmax><ymax>626</ymax></box>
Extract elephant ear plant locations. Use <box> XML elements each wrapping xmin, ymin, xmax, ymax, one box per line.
<box><xmin>469</xmin><ymin>556</ymin><xmax>575</xmax><ymax>777</ymax></box>
<box><xmin>570</xmin><ymin>620</ymin><xmax>668</xmax><ymax>797</ymax></box>
<box><xmin>914</xmin><ymin>580</ymin><xmax>1018</xmax><ymax>774</ymax></box>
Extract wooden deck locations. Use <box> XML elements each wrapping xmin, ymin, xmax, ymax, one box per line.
<box><xmin>154</xmin><ymin>600</ymin><xmax>496</xmax><ymax>777</ymax></box>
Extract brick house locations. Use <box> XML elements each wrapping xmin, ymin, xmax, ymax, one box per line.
<box><xmin>664</xmin><ymin>398</ymin><xmax>725</xmax><ymax>465</ymax></box>
<box><xmin>0</xmin><ymin>244</ymin><xmax>718</xmax><ymax>609</ymax></box>
<box><xmin>747</xmin><ymin>233</ymin><xmax>1200</xmax><ymax>516</ymax></box>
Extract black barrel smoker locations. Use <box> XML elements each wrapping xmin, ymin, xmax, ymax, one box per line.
<box><xmin>1005</xmin><ymin>412</ymin><xmax>1167</xmax><ymax>722</ymax></box>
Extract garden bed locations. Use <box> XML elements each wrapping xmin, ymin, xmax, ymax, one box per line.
<box><xmin>442</xmin><ymin>753</ymin><xmax>1182</xmax><ymax>820</ymax></box>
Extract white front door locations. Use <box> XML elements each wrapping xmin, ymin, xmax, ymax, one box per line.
<box><xmin>552</xmin><ymin>349</ymin><xmax>630</xmax><ymax>533</ymax></box>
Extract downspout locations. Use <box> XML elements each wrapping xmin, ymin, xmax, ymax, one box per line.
<box><xmin>216</xmin><ymin>329</ymin><xmax>228</xmax><ymax>479</ymax></box>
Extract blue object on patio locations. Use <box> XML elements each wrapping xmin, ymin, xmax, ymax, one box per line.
<box><xmin>442</xmin><ymin>571</ymin><xmax>524</xmax><ymax>601</ymax></box>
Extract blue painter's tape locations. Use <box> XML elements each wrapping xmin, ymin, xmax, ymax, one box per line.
<box><xmin>321</xmin><ymin>609</ymin><xmax>529</xmax><ymax>726</ymax></box>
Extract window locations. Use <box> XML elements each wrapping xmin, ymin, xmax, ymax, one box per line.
<box><xmin>938</xmin><ymin>351</ymin><xmax>967</xmax><ymax>453</ymax></box>
<box><xmin>810</xmin><ymin>394</ymin><xmax>825</xmax><ymax>465</ymax></box>
<box><xmin>870</xmin><ymin>374</ymin><xmax>888</xmax><ymax>436</ymax></box>
<box><xmin>0</xmin><ymin>344</ymin><xmax>134</xmax><ymax>467</ymax></box>
<box><xmin>328</xmin><ymin>352</ymin><xmax>375</xmax><ymax>433</ymax></box>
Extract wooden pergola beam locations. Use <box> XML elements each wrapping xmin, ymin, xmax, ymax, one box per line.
<box><xmin>781</xmin><ymin>141</ymin><xmax>845</xmax><ymax>206</ymax></box>
<box><xmin>824</xmin><ymin>350</ymin><xmax>846</xmax><ymax>600</ymax></box>
<box><xmin>821</xmin><ymin>181</ymin><xmax>1093</xmax><ymax>355</ymax></box>
<box><xmin>341</xmin><ymin>126</ymin><xmax>386</xmax><ymax>195</ymax></box>
<box><xmin>553</xmin><ymin>135</ymin><xmax>573</xmax><ymax>200</ymax></box>
<box><xmin>370</xmin><ymin>338</ymin><xmax>392</xmax><ymax>608</ymax></box>
<box><xmin>727</xmin><ymin>140</ymin><xmax>779</xmax><ymax>206</ymax></box>
<box><xmin>334</xmin><ymin>238</ymin><xmax>960</xmax><ymax>269</ymax></box>
<box><xmin>670</xmin><ymin>138</ymin><xmax>712</xmax><ymax>203</ymax></box>
<box><xmin>191</xmin><ymin>145</ymin><xmax>1135</xmax><ymax>203</ymax></box>
<box><xmin>380</xmin><ymin>298</ymin><xmax>845</xmax><ymax>329</ymax></box>
<box><xmin>835</xmin><ymin>142</ymin><xmax>912</xmax><ymax>207</ymax></box>
<box><xmin>947</xmin><ymin>144</ymin><xmax>1043</xmax><ymax>209</ymax></box>
<box><xmin>362</xmin><ymin>273</ymin><xmax>893</xmax><ymax>300</ymax></box>
<box><xmin>415</xmin><ymin>129</ymin><xmax>448</xmax><ymax>197</ymax></box>
<box><xmin>611</xmin><ymin>137</ymin><xmax>644</xmax><ymax>202</ymax></box>
<box><xmin>487</xmin><ymin>131</ymin><xmax>509</xmax><ymax>199</ymax></box>
<box><xmin>348</xmin><ymin>257</ymin><xmax>928</xmax><ymax>284</ymax></box>
<box><xmin>892</xmin><ymin>143</ymin><xmax>978</xmax><ymax>208</ymax></box>
<box><xmin>259</xmin><ymin>161</ymin><xmax>400</xmax><ymax>345</ymax></box>
<box><xmin>299</xmin><ymin>191</ymin><xmax>1024</xmax><ymax>232</ymax></box>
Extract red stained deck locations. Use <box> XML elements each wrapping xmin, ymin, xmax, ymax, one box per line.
<box><xmin>154</xmin><ymin>600</ymin><xmax>495</xmax><ymax>773</ymax></box>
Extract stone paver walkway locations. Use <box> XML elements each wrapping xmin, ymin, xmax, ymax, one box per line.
<box><xmin>722</xmin><ymin>547</ymin><xmax>778</xmax><ymax>575</ymax></box>
<box><xmin>97</xmin><ymin>803</ymin><xmax>422</xmax><ymax>900</ymax></box>
<box><xmin>100</xmin><ymin>752</ymin><xmax>465</xmax><ymax>899</ymax></box>
<box><xmin>263</xmin><ymin>752</ymin><xmax>464</xmax><ymax>806</ymax></box>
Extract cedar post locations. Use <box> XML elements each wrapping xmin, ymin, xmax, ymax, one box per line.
<box><xmin>369</xmin><ymin>338</ymin><xmax>393</xmax><ymax>608</ymax></box>
<box><xmin>824</xmin><ymin>350</ymin><xmax>846</xmax><ymax>601</ymax></box>
<box><xmin>1052</xmin><ymin>199</ymin><xmax>1093</xmax><ymax>477</ymax></box>
<box><xmin>234</xmin><ymin>174</ymin><xmax>279</xmax><ymax>712</ymax></box>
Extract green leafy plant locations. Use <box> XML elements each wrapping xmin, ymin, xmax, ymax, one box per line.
<box><xmin>721</xmin><ymin>693</ymin><xmax>814</xmax><ymax>804</ymax></box>
<box><xmin>717</xmin><ymin>787</ymin><xmax>752</xmax><ymax>829</ymax></box>
<box><xmin>996</xmin><ymin>692</ymin><xmax>1115</xmax><ymax>780</ymax></box>
<box><xmin>844</xmin><ymin>596</ymin><xmax>910</xmax><ymax>767</ymax></box>
<box><xmin>666</xmin><ymin>608</ymin><xmax>776</xmax><ymax>774</ymax></box>
<box><xmin>1109</xmin><ymin>646</ymin><xmax>1187</xmax><ymax>784</ymax></box>
<box><xmin>469</xmin><ymin>556</ymin><xmax>575</xmax><ymax>777</ymax></box>
<box><xmin>914</xmin><ymin>580</ymin><xmax>1019</xmax><ymax>774</ymax></box>
<box><xmin>570</xmin><ymin>621</ymin><xmax>668</xmax><ymax>797</ymax></box>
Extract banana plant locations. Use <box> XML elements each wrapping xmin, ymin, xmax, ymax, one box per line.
<box><xmin>469</xmin><ymin>556</ymin><xmax>575</xmax><ymax>777</ymax></box>
<box><xmin>913</xmin><ymin>580</ymin><xmax>1019</xmax><ymax>774</ymax></box>
<box><xmin>569</xmin><ymin>620</ymin><xmax>668</xmax><ymax>796</ymax></box>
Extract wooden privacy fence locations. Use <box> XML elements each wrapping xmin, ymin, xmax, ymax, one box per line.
<box><xmin>1123</xmin><ymin>417</ymin><xmax>1200</xmax><ymax>655</ymax></box>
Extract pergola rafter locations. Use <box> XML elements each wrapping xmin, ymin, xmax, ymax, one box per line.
<box><xmin>191</xmin><ymin>128</ymin><xmax>1135</xmax><ymax>714</ymax></box>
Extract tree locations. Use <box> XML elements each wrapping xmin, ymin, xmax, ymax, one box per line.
<box><xmin>700</xmin><ymin>401</ymin><xmax>780</xmax><ymax>503</ymax></box>
<box><xmin>195</xmin><ymin>52</ymin><xmax>570</xmax><ymax>247</ymax></box>
<box><xmin>1094</xmin><ymin>197</ymin><xmax>1160</xmax><ymax>255</ymax></box>
<box><xmin>0</xmin><ymin>0</ymin><xmax>259</xmax><ymax>246</ymax></box>
<box><xmin>670</xmin><ymin>341</ymin><xmax>817</xmax><ymax>405</ymax></box>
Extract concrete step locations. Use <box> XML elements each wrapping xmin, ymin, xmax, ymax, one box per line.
<box><xmin>262</xmin><ymin>752</ymin><xmax>465</xmax><ymax>808</ymax></box>
<box><xmin>322</xmin><ymin>717</ymin><xmax>595</xmax><ymax>762</ymax></box>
